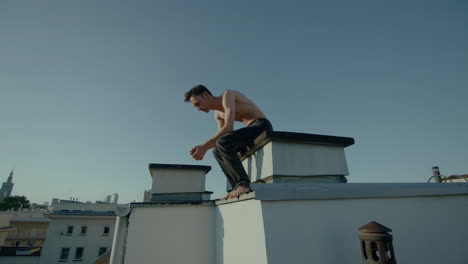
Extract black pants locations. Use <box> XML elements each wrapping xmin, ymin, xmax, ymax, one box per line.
<box><xmin>212</xmin><ymin>118</ymin><xmax>273</xmax><ymax>190</ymax></box>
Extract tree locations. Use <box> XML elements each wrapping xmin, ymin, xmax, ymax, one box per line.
<box><xmin>0</xmin><ymin>195</ymin><xmax>31</xmax><ymax>211</ymax></box>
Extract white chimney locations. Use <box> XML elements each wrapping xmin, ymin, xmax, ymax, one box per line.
<box><xmin>240</xmin><ymin>131</ymin><xmax>354</xmax><ymax>185</ymax></box>
<box><xmin>148</xmin><ymin>164</ymin><xmax>212</xmax><ymax>202</ymax></box>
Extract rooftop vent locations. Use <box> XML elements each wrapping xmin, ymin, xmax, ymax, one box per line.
<box><xmin>148</xmin><ymin>163</ymin><xmax>213</xmax><ymax>202</ymax></box>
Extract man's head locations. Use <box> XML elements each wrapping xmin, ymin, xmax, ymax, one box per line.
<box><xmin>184</xmin><ymin>84</ymin><xmax>213</xmax><ymax>113</ymax></box>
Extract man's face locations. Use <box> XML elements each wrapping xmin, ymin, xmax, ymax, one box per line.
<box><xmin>190</xmin><ymin>94</ymin><xmax>209</xmax><ymax>113</ymax></box>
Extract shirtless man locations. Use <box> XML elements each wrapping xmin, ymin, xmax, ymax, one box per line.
<box><xmin>184</xmin><ymin>85</ymin><xmax>273</xmax><ymax>199</ymax></box>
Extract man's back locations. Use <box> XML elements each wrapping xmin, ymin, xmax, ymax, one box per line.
<box><xmin>215</xmin><ymin>90</ymin><xmax>267</xmax><ymax>126</ymax></box>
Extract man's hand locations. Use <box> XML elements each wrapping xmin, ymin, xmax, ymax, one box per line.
<box><xmin>190</xmin><ymin>145</ymin><xmax>208</xmax><ymax>160</ymax></box>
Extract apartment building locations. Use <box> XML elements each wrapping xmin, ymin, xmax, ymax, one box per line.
<box><xmin>39</xmin><ymin>202</ymin><xmax>118</xmax><ymax>264</ymax></box>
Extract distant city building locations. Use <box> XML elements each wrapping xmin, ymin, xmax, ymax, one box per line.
<box><xmin>111</xmin><ymin>193</ymin><xmax>118</xmax><ymax>204</ymax></box>
<box><xmin>105</xmin><ymin>195</ymin><xmax>111</xmax><ymax>203</ymax></box>
<box><xmin>39</xmin><ymin>202</ymin><xmax>120</xmax><ymax>264</ymax></box>
<box><xmin>0</xmin><ymin>227</ymin><xmax>14</xmax><ymax>247</ymax></box>
<box><xmin>50</xmin><ymin>198</ymin><xmax>59</xmax><ymax>207</ymax></box>
<box><xmin>0</xmin><ymin>211</ymin><xmax>46</xmax><ymax>263</ymax></box>
<box><xmin>143</xmin><ymin>190</ymin><xmax>151</xmax><ymax>202</ymax></box>
<box><xmin>2</xmin><ymin>212</ymin><xmax>49</xmax><ymax>248</ymax></box>
<box><xmin>59</xmin><ymin>199</ymin><xmax>80</xmax><ymax>204</ymax></box>
<box><xmin>0</xmin><ymin>170</ymin><xmax>14</xmax><ymax>199</ymax></box>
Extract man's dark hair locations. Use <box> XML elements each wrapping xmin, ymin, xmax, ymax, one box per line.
<box><xmin>184</xmin><ymin>84</ymin><xmax>212</xmax><ymax>102</ymax></box>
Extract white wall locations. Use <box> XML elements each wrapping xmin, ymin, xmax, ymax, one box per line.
<box><xmin>242</xmin><ymin>142</ymin><xmax>349</xmax><ymax>181</ymax></box>
<box><xmin>39</xmin><ymin>217</ymin><xmax>115</xmax><ymax>264</ymax></box>
<box><xmin>120</xmin><ymin>185</ymin><xmax>467</xmax><ymax>264</ymax></box>
<box><xmin>124</xmin><ymin>204</ymin><xmax>215</xmax><ymax>264</ymax></box>
<box><xmin>271</xmin><ymin>142</ymin><xmax>348</xmax><ymax>176</ymax></box>
<box><xmin>151</xmin><ymin>168</ymin><xmax>206</xmax><ymax>194</ymax></box>
<box><xmin>216</xmin><ymin>199</ymin><xmax>268</xmax><ymax>264</ymax></box>
<box><xmin>259</xmin><ymin>195</ymin><xmax>467</xmax><ymax>264</ymax></box>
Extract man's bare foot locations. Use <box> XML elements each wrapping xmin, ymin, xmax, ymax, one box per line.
<box><xmin>222</xmin><ymin>191</ymin><xmax>235</xmax><ymax>200</ymax></box>
<box><xmin>226</xmin><ymin>186</ymin><xmax>251</xmax><ymax>199</ymax></box>
<box><xmin>221</xmin><ymin>186</ymin><xmax>252</xmax><ymax>200</ymax></box>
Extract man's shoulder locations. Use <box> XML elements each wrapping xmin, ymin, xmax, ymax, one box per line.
<box><xmin>221</xmin><ymin>89</ymin><xmax>242</xmax><ymax>96</ymax></box>
<box><xmin>221</xmin><ymin>90</ymin><xmax>245</xmax><ymax>102</ymax></box>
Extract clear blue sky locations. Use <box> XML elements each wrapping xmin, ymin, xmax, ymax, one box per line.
<box><xmin>1</xmin><ymin>0</ymin><xmax>467</xmax><ymax>204</ymax></box>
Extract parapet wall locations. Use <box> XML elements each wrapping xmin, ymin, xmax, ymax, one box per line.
<box><xmin>216</xmin><ymin>183</ymin><xmax>468</xmax><ymax>264</ymax></box>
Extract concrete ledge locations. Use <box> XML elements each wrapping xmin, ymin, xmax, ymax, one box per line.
<box><xmin>149</xmin><ymin>163</ymin><xmax>211</xmax><ymax>174</ymax></box>
<box><xmin>214</xmin><ymin>192</ymin><xmax>256</xmax><ymax>205</ymax></box>
<box><xmin>256</xmin><ymin>175</ymin><xmax>347</xmax><ymax>184</ymax></box>
<box><xmin>251</xmin><ymin>182</ymin><xmax>468</xmax><ymax>201</ymax></box>
<box><xmin>130</xmin><ymin>201</ymin><xmax>214</xmax><ymax>208</ymax></box>
<box><xmin>151</xmin><ymin>191</ymin><xmax>213</xmax><ymax>202</ymax></box>
<box><xmin>240</xmin><ymin>131</ymin><xmax>354</xmax><ymax>161</ymax></box>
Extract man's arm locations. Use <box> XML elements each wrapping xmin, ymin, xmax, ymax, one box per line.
<box><xmin>201</xmin><ymin>90</ymin><xmax>235</xmax><ymax>149</ymax></box>
<box><xmin>191</xmin><ymin>90</ymin><xmax>236</xmax><ymax>160</ymax></box>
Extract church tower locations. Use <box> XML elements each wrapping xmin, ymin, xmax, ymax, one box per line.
<box><xmin>0</xmin><ymin>170</ymin><xmax>14</xmax><ymax>199</ymax></box>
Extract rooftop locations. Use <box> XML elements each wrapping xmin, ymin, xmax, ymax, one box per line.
<box><xmin>48</xmin><ymin>210</ymin><xmax>116</xmax><ymax>217</ymax></box>
<box><xmin>215</xmin><ymin>182</ymin><xmax>468</xmax><ymax>205</ymax></box>
<box><xmin>149</xmin><ymin>163</ymin><xmax>211</xmax><ymax>174</ymax></box>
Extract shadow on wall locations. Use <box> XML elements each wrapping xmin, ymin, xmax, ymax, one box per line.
<box><xmin>215</xmin><ymin>209</ymin><xmax>224</xmax><ymax>264</ymax></box>
<box><xmin>246</xmin><ymin>148</ymin><xmax>264</xmax><ymax>182</ymax></box>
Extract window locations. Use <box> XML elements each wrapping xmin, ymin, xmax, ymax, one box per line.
<box><xmin>27</xmin><ymin>241</ymin><xmax>33</xmax><ymax>247</ymax></box>
<box><xmin>66</xmin><ymin>225</ymin><xmax>74</xmax><ymax>235</ymax></box>
<box><xmin>74</xmin><ymin>247</ymin><xmax>84</xmax><ymax>260</ymax></box>
<box><xmin>102</xmin><ymin>226</ymin><xmax>110</xmax><ymax>236</ymax></box>
<box><xmin>99</xmin><ymin>247</ymin><xmax>107</xmax><ymax>256</ymax></box>
<box><xmin>11</xmin><ymin>241</ymin><xmax>19</xmax><ymax>247</ymax></box>
<box><xmin>60</xmin><ymin>247</ymin><xmax>70</xmax><ymax>261</ymax></box>
<box><xmin>80</xmin><ymin>226</ymin><xmax>87</xmax><ymax>236</ymax></box>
